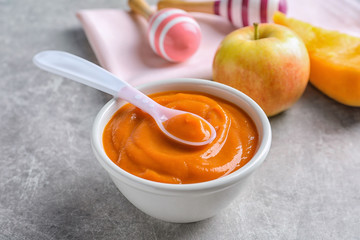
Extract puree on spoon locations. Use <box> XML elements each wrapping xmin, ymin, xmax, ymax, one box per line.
<box><xmin>163</xmin><ymin>113</ymin><xmax>212</xmax><ymax>143</ymax></box>
<box><xmin>103</xmin><ymin>91</ymin><xmax>258</xmax><ymax>184</ymax></box>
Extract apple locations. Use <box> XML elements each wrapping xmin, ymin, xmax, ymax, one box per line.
<box><xmin>213</xmin><ymin>23</ymin><xmax>310</xmax><ymax>117</ymax></box>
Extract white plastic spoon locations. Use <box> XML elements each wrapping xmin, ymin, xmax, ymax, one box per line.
<box><xmin>33</xmin><ymin>51</ymin><xmax>216</xmax><ymax>146</ymax></box>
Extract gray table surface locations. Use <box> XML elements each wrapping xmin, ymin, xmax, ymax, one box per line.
<box><xmin>1</xmin><ymin>0</ymin><xmax>359</xmax><ymax>239</ymax></box>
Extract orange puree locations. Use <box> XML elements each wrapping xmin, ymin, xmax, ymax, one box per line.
<box><xmin>103</xmin><ymin>92</ymin><xmax>258</xmax><ymax>184</ymax></box>
<box><xmin>163</xmin><ymin>113</ymin><xmax>211</xmax><ymax>142</ymax></box>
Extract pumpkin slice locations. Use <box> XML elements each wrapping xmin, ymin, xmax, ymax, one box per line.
<box><xmin>274</xmin><ymin>11</ymin><xmax>360</xmax><ymax>106</ymax></box>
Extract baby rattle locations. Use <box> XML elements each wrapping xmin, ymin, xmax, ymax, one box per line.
<box><xmin>157</xmin><ymin>0</ymin><xmax>287</xmax><ymax>28</ymax></box>
<box><xmin>128</xmin><ymin>0</ymin><xmax>202</xmax><ymax>62</ymax></box>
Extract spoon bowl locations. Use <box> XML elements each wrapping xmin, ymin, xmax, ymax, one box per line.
<box><xmin>33</xmin><ymin>50</ymin><xmax>216</xmax><ymax>146</ymax></box>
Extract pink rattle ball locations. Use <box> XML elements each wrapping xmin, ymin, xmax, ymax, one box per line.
<box><xmin>147</xmin><ymin>9</ymin><xmax>202</xmax><ymax>62</ymax></box>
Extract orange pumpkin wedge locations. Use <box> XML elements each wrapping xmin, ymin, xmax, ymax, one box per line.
<box><xmin>274</xmin><ymin>11</ymin><xmax>360</xmax><ymax>106</ymax></box>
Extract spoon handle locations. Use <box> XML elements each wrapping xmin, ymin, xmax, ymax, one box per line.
<box><xmin>33</xmin><ymin>51</ymin><xmax>129</xmax><ymax>96</ymax></box>
<box><xmin>33</xmin><ymin>50</ymin><xmax>163</xmax><ymax>117</ymax></box>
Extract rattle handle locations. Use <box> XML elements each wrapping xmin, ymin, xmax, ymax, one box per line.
<box><xmin>128</xmin><ymin>0</ymin><xmax>154</xmax><ymax>20</ymax></box>
<box><xmin>157</xmin><ymin>0</ymin><xmax>214</xmax><ymax>14</ymax></box>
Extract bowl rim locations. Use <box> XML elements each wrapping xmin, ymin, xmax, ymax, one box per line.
<box><xmin>91</xmin><ymin>78</ymin><xmax>271</xmax><ymax>193</ymax></box>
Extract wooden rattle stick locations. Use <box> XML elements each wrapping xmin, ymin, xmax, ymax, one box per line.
<box><xmin>128</xmin><ymin>0</ymin><xmax>154</xmax><ymax>20</ymax></box>
<box><xmin>157</xmin><ymin>0</ymin><xmax>288</xmax><ymax>28</ymax></box>
<box><xmin>158</xmin><ymin>0</ymin><xmax>214</xmax><ymax>14</ymax></box>
<box><xmin>128</xmin><ymin>0</ymin><xmax>202</xmax><ymax>62</ymax></box>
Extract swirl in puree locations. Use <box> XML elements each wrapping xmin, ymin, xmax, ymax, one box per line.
<box><xmin>103</xmin><ymin>92</ymin><xmax>258</xmax><ymax>184</ymax></box>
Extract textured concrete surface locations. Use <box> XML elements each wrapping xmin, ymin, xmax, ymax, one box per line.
<box><xmin>1</xmin><ymin>0</ymin><xmax>360</xmax><ymax>239</ymax></box>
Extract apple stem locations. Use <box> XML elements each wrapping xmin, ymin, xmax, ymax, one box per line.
<box><xmin>254</xmin><ymin>23</ymin><xmax>259</xmax><ymax>40</ymax></box>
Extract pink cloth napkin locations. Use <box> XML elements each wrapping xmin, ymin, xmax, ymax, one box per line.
<box><xmin>76</xmin><ymin>0</ymin><xmax>360</xmax><ymax>86</ymax></box>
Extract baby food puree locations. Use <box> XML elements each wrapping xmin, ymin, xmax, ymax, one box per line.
<box><xmin>103</xmin><ymin>91</ymin><xmax>258</xmax><ymax>184</ymax></box>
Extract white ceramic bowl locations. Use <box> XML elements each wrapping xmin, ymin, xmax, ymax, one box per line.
<box><xmin>91</xmin><ymin>78</ymin><xmax>271</xmax><ymax>223</ymax></box>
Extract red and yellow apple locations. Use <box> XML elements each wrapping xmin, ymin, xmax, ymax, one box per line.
<box><xmin>213</xmin><ymin>23</ymin><xmax>310</xmax><ymax>117</ymax></box>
